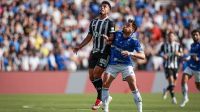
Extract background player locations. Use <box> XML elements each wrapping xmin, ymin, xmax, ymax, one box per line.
<box><xmin>73</xmin><ymin>1</ymin><xmax>115</xmax><ymax>110</ymax></box>
<box><xmin>158</xmin><ymin>32</ymin><xmax>183</xmax><ymax>104</ymax></box>
<box><xmin>180</xmin><ymin>29</ymin><xmax>200</xmax><ymax>107</ymax></box>
<box><xmin>102</xmin><ymin>19</ymin><xmax>145</xmax><ymax>112</ymax></box>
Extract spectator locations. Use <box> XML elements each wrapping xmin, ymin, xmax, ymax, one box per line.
<box><xmin>0</xmin><ymin>0</ymin><xmax>199</xmax><ymax>71</ymax></box>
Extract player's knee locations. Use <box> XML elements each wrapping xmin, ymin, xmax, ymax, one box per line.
<box><xmin>181</xmin><ymin>76</ymin><xmax>187</xmax><ymax>85</ymax></box>
<box><xmin>93</xmin><ymin>68</ymin><xmax>104</xmax><ymax>78</ymax></box>
<box><xmin>89</xmin><ymin>76</ymin><xmax>94</xmax><ymax>81</ymax></box>
<box><xmin>102</xmin><ymin>82</ymin><xmax>109</xmax><ymax>88</ymax></box>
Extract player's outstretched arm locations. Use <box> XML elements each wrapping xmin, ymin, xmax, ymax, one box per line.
<box><xmin>121</xmin><ymin>51</ymin><xmax>145</xmax><ymax>60</ymax></box>
<box><xmin>73</xmin><ymin>34</ymin><xmax>92</xmax><ymax>53</ymax></box>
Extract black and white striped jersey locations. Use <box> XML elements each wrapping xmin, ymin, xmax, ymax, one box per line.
<box><xmin>159</xmin><ymin>42</ymin><xmax>182</xmax><ymax>69</ymax></box>
<box><xmin>88</xmin><ymin>17</ymin><xmax>115</xmax><ymax>54</ymax></box>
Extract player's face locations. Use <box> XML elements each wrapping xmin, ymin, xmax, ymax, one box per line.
<box><xmin>192</xmin><ymin>32</ymin><xmax>200</xmax><ymax>42</ymax></box>
<box><xmin>169</xmin><ymin>33</ymin><xmax>175</xmax><ymax>42</ymax></box>
<box><xmin>123</xmin><ymin>22</ymin><xmax>134</xmax><ymax>35</ymax></box>
<box><xmin>100</xmin><ymin>4</ymin><xmax>110</xmax><ymax>15</ymax></box>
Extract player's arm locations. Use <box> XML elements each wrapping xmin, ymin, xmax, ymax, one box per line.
<box><xmin>103</xmin><ymin>33</ymin><xmax>114</xmax><ymax>45</ymax></box>
<box><xmin>73</xmin><ymin>20</ymin><xmax>93</xmax><ymax>53</ymax></box>
<box><xmin>158</xmin><ymin>44</ymin><xmax>168</xmax><ymax>60</ymax></box>
<box><xmin>121</xmin><ymin>40</ymin><xmax>145</xmax><ymax>60</ymax></box>
<box><xmin>103</xmin><ymin>20</ymin><xmax>115</xmax><ymax>45</ymax></box>
<box><xmin>73</xmin><ymin>34</ymin><xmax>92</xmax><ymax>53</ymax></box>
<box><xmin>121</xmin><ymin>50</ymin><xmax>145</xmax><ymax>60</ymax></box>
<box><xmin>175</xmin><ymin>45</ymin><xmax>183</xmax><ymax>57</ymax></box>
<box><xmin>189</xmin><ymin>44</ymin><xmax>199</xmax><ymax>61</ymax></box>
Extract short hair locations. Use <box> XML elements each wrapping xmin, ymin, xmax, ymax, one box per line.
<box><xmin>101</xmin><ymin>1</ymin><xmax>111</xmax><ymax>9</ymax></box>
<box><xmin>128</xmin><ymin>19</ymin><xmax>137</xmax><ymax>32</ymax></box>
<box><xmin>167</xmin><ymin>31</ymin><xmax>174</xmax><ymax>36</ymax></box>
<box><xmin>191</xmin><ymin>29</ymin><xmax>200</xmax><ymax>35</ymax></box>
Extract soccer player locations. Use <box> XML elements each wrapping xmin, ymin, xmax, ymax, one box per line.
<box><xmin>180</xmin><ymin>29</ymin><xmax>200</xmax><ymax>107</ymax></box>
<box><xmin>73</xmin><ymin>1</ymin><xmax>115</xmax><ymax>110</ymax></box>
<box><xmin>158</xmin><ymin>32</ymin><xmax>183</xmax><ymax>104</ymax></box>
<box><xmin>101</xmin><ymin>19</ymin><xmax>145</xmax><ymax>112</ymax></box>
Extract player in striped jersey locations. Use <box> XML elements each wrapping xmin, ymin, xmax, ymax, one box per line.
<box><xmin>73</xmin><ymin>1</ymin><xmax>115</xmax><ymax>110</ymax></box>
<box><xmin>158</xmin><ymin>32</ymin><xmax>183</xmax><ymax>104</ymax></box>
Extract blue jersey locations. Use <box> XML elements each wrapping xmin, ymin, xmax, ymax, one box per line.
<box><xmin>109</xmin><ymin>31</ymin><xmax>143</xmax><ymax>65</ymax></box>
<box><xmin>188</xmin><ymin>42</ymin><xmax>200</xmax><ymax>71</ymax></box>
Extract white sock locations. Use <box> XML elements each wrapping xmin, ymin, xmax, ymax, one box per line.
<box><xmin>102</xmin><ymin>88</ymin><xmax>109</xmax><ymax>103</ymax></box>
<box><xmin>102</xmin><ymin>88</ymin><xmax>109</xmax><ymax>112</ymax></box>
<box><xmin>182</xmin><ymin>83</ymin><xmax>188</xmax><ymax>100</ymax></box>
<box><xmin>132</xmin><ymin>90</ymin><xmax>142</xmax><ymax>112</ymax></box>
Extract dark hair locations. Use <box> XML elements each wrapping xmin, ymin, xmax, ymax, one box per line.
<box><xmin>128</xmin><ymin>19</ymin><xmax>137</xmax><ymax>32</ymax></box>
<box><xmin>167</xmin><ymin>31</ymin><xmax>174</xmax><ymax>36</ymax></box>
<box><xmin>191</xmin><ymin>29</ymin><xmax>200</xmax><ymax>35</ymax></box>
<box><xmin>101</xmin><ymin>1</ymin><xmax>111</xmax><ymax>9</ymax></box>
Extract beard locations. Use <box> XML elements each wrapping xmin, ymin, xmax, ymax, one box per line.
<box><xmin>99</xmin><ymin>11</ymin><xmax>103</xmax><ymax>15</ymax></box>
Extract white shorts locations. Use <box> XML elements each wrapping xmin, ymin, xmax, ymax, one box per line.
<box><xmin>184</xmin><ymin>67</ymin><xmax>200</xmax><ymax>82</ymax></box>
<box><xmin>105</xmin><ymin>64</ymin><xmax>135</xmax><ymax>79</ymax></box>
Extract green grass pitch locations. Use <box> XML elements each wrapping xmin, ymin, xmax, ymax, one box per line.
<box><xmin>0</xmin><ymin>93</ymin><xmax>199</xmax><ymax>112</ymax></box>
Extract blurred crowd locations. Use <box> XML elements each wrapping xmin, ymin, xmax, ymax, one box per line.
<box><xmin>0</xmin><ymin>0</ymin><xmax>199</xmax><ymax>72</ymax></box>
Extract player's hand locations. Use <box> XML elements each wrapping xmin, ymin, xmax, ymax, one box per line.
<box><xmin>73</xmin><ymin>46</ymin><xmax>80</xmax><ymax>54</ymax></box>
<box><xmin>103</xmin><ymin>34</ymin><xmax>112</xmax><ymax>45</ymax></box>
<box><xmin>175</xmin><ymin>51</ymin><xmax>181</xmax><ymax>56</ymax></box>
<box><xmin>121</xmin><ymin>51</ymin><xmax>132</xmax><ymax>57</ymax></box>
<box><xmin>102</xmin><ymin>34</ymin><xmax>109</xmax><ymax>40</ymax></box>
<box><xmin>191</xmin><ymin>55</ymin><xmax>199</xmax><ymax>61</ymax></box>
<box><xmin>163</xmin><ymin>54</ymin><xmax>168</xmax><ymax>60</ymax></box>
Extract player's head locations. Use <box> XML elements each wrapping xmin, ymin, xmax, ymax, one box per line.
<box><xmin>100</xmin><ymin>1</ymin><xmax>111</xmax><ymax>15</ymax></box>
<box><xmin>168</xmin><ymin>32</ymin><xmax>176</xmax><ymax>43</ymax></box>
<box><xmin>191</xmin><ymin>29</ymin><xmax>200</xmax><ymax>42</ymax></box>
<box><xmin>123</xmin><ymin>19</ymin><xmax>137</xmax><ymax>34</ymax></box>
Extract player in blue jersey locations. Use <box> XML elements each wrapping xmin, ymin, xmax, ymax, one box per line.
<box><xmin>101</xmin><ymin>19</ymin><xmax>145</xmax><ymax>112</ymax></box>
<box><xmin>180</xmin><ymin>29</ymin><xmax>200</xmax><ymax>107</ymax></box>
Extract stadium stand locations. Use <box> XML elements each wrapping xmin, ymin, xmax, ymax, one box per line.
<box><xmin>0</xmin><ymin>0</ymin><xmax>199</xmax><ymax>71</ymax></box>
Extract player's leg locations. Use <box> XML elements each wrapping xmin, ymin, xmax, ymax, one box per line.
<box><xmin>124</xmin><ymin>66</ymin><xmax>142</xmax><ymax>112</ymax></box>
<box><xmin>102</xmin><ymin>65</ymin><xmax>117</xmax><ymax>112</ymax></box>
<box><xmin>167</xmin><ymin>74</ymin><xmax>177</xmax><ymax>104</ymax></box>
<box><xmin>163</xmin><ymin>68</ymin><xmax>170</xmax><ymax>100</ymax></box>
<box><xmin>126</xmin><ymin>75</ymin><xmax>142</xmax><ymax>112</ymax></box>
<box><xmin>91</xmin><ymin>66</ymin><xmax>104</xmax><ymax>110</ymax></box>
<box><xmin>88</xmin><ymin>53</ymin><xmax>103</xmax><ymax>110</ymax></box>
<box><xmin>180</xmin><ymin>73</ymin><xmax>191</xmax><ymax>107</ymax></box>
<box><xmin>93</xmin><ymin>66</ymin><xmax>104</xmax><ymax>98</ymax></box>
<box><xmin>194</xmin><ymin>70</ymin><xmax>200</xmax><ymax>91</ymax></box>
<box><xmin>92</xmin><ymin>54</ymin><xmax>109</xmax><ymax>102</ymax></box>
<box><xmin>170</xmin><ymin>69</ymin><xmax>178</xmax><ymax>104</ymax></box>
<box><xmin>180</xmin><ymin>67</ymin><xmax>192</xmax><ymax>107</ymax></box>
<box><xmin>102</xmin><ymin>72</ymin><xmax>115</xmax><ymax>112</ymax></box>
<box><xmin>89</xmin><ymin>69</ymin><xmax>95</xmax><ymax>81</ymax></box>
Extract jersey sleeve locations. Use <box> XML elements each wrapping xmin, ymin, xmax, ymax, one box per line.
<box><xmin>133</xmin><ymin>40</ymin><xmax>143</xmax><ymax>52</ymax></box>
<box><xmin>179</xmin><ymin>45</ymin><xmax>182</xmax><ymax>52</ymax></box>
<box><xmin>158</xmin><ymin>44</ymin><xmax>164</xmax><ymax>57</ymax></box>
<box><xmin>190</xmin><ymin>44</ymin><xmax>195</xmax><ymax>53</ymax></box>
<box><xmin>88</xmin><ymin>20</ymin><xmax>93</xmax><ymax>35</ymax></box>
<box><xmin>108</xmin><ymin>20</ymin><xmax>115</xmax><ymax>34</ymax></box>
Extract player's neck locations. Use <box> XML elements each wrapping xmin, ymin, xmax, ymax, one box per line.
<box><xmin>169</xmin><ymin>41</ymin><xmax>173</xmax><ymax>44</ymax></box>
<box><xmin>99</xmin><ymin>14</ymin><xmax>108</xmax><ymax>20</ymax></box>
<box><xmin>123</xmin><ymin>32</ymin><xmax>132</xmax><ymax>38</ymax></box>
<box><xmin>194</xmin><ymin>39</ymin><xmax>200</xmax><ymax>43</ymax></box>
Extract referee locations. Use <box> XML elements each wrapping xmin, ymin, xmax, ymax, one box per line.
<box><xmin>73</xmin><ymin>1</ymin><xmax>115</xmax><ymax>110</ymax></box>
<box><xmin>158</xmin><ymin>32</ymin><xmax>183</xmax><ymax>104</ymax></box>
